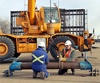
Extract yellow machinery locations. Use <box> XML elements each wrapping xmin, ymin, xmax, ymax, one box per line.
<box><xmin>0</xmin><ymin>0</ymin><xmax>94</xmax><ymax>62</ymax></box>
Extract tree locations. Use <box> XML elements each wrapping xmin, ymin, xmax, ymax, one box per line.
<box><xmin>0</xmin><ymin>18</ymin><xmax>10</xmax><ymax>34</ymax></box>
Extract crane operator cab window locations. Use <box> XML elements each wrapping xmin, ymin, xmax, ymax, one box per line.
<box><xmin>44</xmin><ymin>7</ymin><xmax>60</xmax><ymax>23</ymax></box>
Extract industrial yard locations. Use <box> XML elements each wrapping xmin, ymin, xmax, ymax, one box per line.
<box><xmin>0</xmin><ymin>43</ymin><xmax>100</xmax><ymax>83</ymax></box>
<box><xmin>0</xmin><ymin>0</ymin><xmax>100</xmax><ymax>83</ymax></box>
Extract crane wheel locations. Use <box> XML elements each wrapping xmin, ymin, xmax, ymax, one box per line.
<box><xmin>0</xmin><ymin>36</ymin><xmax>15</xmax><ymax>62</ymax></box>
<box><xmin>50</xmin><ymin>36</ymin><xmax>75</xmax><ymax>61</ymax></box>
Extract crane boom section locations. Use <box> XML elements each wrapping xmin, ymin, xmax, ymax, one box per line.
<box><xmin>28</xmin><ymin>0</ymin><xmax>36</xmax><ymax>24</ymax></box>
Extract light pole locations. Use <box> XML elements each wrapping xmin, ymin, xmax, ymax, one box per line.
<box><xmin>50</xmin><ymin>0</ymin><xmax>51</xmax><ymax>8</ymax></box>
<box><xmin>58</xmin><ymin>0</ymin><xmax>59</xmax><ymax>7</ymax></box>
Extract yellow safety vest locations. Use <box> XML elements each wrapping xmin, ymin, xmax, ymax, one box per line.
<box><xmin>32</xmin><ymin>54</ymin><xmax>44</xmax><ymax>64</ymax></box>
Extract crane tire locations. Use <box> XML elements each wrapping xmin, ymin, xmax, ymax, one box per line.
<box><xmin>50</xmin><ymin>36</ymin><xmax>75</xmax><ymax>61</ymax></box>
<box><xmin>0</xmin><ymin>36</ymin><xmax>15</xmax><ymax>62</ymax></box>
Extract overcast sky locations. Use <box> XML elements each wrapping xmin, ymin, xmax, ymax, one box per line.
<box><xmin>0</xmin><ymin>0</ymin><xmax>100</xmax><ymax>37</ymax></box>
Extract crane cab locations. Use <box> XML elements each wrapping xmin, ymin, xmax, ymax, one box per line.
<box><xmin>39</xmin><ymin>7</ymin><xmax>61</xmax><ymax>34</ymax></box>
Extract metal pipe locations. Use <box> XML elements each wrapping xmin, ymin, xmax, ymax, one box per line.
<box><xmin>4</xmin><ymin>60</ymin><xmax>97</xmax><ymax>77</ymax></box>
<box><xmin>18</xmin><ymin>59</ymin><xmax>56</xmax><ymax>62</ymax></box>
<box><xmin>21</xmin><ymin>62</ymin><xmax>80</xmax><ymax>69</ymax></box>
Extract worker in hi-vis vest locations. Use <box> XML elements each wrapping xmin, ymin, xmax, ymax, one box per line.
<box><xmin>58</xmin><ymin>40</ymin><xmax>76</xmax><ymax>75</ymax></box>
<box><xmin>31</xmin><ymin>41</ymin><xmax>49</xmax><ymax>79</ymax></box>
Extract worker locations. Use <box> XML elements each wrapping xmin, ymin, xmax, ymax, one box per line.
<box><xmin>31</xmin><ymin>41</ymin><xmax>49</xmax><ymax>79</ymax></box>
<box><xmin>58</xmin><ymin>40</ymin><xmax>76</xmax><ymax>75</ymax></box>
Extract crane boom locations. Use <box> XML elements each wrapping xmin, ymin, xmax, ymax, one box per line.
<box><xmin>28</xmin><ymin>0</ymin><xmax>36</xmax><ymax>24</ymax></box>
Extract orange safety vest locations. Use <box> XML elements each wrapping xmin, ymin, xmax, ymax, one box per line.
<box><xmin>64</xmin><ymin>49</ymin><xmax>71</xmax><ymax>58</ymax></box>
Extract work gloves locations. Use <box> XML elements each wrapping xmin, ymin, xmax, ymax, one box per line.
<box><xmin>59</xmin><ymin>58</ymin><xmax>66</xmax><ymax>62</ymax></box>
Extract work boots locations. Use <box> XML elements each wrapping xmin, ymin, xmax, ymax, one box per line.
<box><xmin>33</xmin><ymin>71</ymin><xmax>37</xmax><ymax>78</ymax></box>
<box><xmin>71</xmin><ymin>69</ymin><xmax>75</xmax><ymax>75</ymax></box>
<box><xmin>40</xmin><ymin>72</ymin><xmax>45</xmax><ymax>79</ymax></box>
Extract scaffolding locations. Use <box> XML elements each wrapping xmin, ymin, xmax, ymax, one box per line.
<box><xmin>10</xmin><ymin>9</ymin><xmax>87</xmax><ymax>36</ymax></box>
<box><xmin>60</xmin><ymin>9</ymin><xmax>87</xmax><ymax>36</ymax></box>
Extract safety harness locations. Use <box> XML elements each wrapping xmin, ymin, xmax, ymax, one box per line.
<box><xmin>64</xmin><ymin>47</ymin><xmax>75</xmax><ymax>58</ymax></box>
<box><xmin>64</xmin><ymin>48</ymin><xmax>75</xmax><ymax>62</ymax></box>
<box><xmin>64</xmin><ymin>49</ymin><xmax>71</xmax><ymax>58</ymax></box>
<box><xmin>32</xmin><ymin>54</ymin><xmax>44</xmax><ymax>64</ymax></box>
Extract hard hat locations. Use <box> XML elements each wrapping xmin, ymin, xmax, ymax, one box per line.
<box><xmin>38</xmin><ymin>41</ymin><xmax>45</xmax><ymax>47</ymax></box>
<box><xmin>65</xmin><ymin>40</ymin><xmax>72</xmax><ymax>46</ymax></box>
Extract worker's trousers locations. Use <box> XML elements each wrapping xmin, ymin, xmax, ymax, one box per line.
<box><xmin>58</xmin><ymin>69</ymin><xmax>75</xmax><ymax>75</ymax></box>
<box><xmin>32</xmin><ymin>64</ymin><xmax>49</xmax><ymax>78</ymax></box>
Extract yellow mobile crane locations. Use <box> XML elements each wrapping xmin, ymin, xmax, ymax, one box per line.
<box><xmin>0</xmin><ymin>0</ymin><xmax>94</xmax><ymax>62</ymax></box>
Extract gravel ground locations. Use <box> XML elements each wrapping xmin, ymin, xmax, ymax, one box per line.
<box><xmin>0</xmin><ymin>43</ymin><xmax>100</xmax><ymax>83</ymax></box>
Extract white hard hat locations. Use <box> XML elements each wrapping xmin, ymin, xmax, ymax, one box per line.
<box><xmin>65</xmin><ymin>40</ymin><xmax>72</xmax><ymax>46</ymax></box>
<box><xmin>38</xmin><ymin>41</ymin><xmax>45</xmax><ymax>47</ymax></box>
